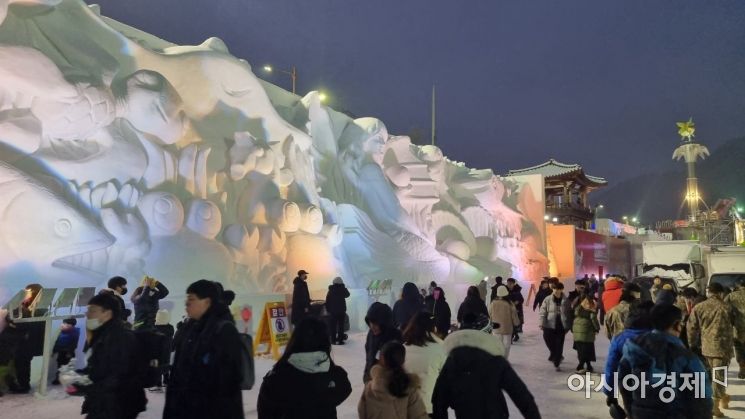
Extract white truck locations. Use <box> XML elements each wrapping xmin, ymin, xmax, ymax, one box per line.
<box><xmin>636</xmin><ymin>240</ymin><xmax>707</xmax><ymax>291</ymax></box>
<box><xmin>707</xmin><ymin>246</ymin><xmax>745</xmax><ymax>291</ymax></box>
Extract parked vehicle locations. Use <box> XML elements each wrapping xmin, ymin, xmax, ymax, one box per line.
<box><xmin>706</xmin><ymin>247</ymin><xmax>745</xmax><ymax>291</ymax></box>
<box><xmin>635</xmin><ymin>241</ymin><xmax>707</xmax><ymax>291</ymax></box>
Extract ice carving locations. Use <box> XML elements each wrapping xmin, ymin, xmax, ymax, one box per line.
<box><xmin>0</xmin><ymin>0</ymin><xmax>548</xmax><ymax>296</ymax></box>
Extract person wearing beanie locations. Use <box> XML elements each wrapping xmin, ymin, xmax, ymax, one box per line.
<box><xmin>325</xmin><ymin>277</ymin><xmax>350</xmax><ymax>345</ymax></box>
<box><xmin>164</xmin><ymin>280</ymin><xmax>243</xmax><ymax>419</ymax></box>
<box><xmin>131</xmin><ymin>276</ymin><xmax>169</xmax><ymax>331</ymax></box>
<box><xmin>432</xmin><ymin>316</ymin><xmax>540</xmax><ymax>419</ymax></box>
<box><xmin>489</xmin><ymin>285</ymin><xmax>519</xmax><ymax>359</ymax></box>
<box><xmin>76</xmin><ymin>293</ymin><xmax>147</xmax><ymax>419</ymax></box>
<box><xmin>51</xmin><ymin>318</ymin><xmax>80</xmax><ymax>385</ymax></box>
<box><xmin>291</xmin><ymin>270</ymin><xmax>312</xmax><ymax>326</ymax></box>
<box><xmin>151</xmin><ymin>310</ymin><xmax>175</xmax><ymax>393</ymax></box>
<box><xmin>687</xmin><ymin>282</ymin><xmax>744</xmax><ymax>416</ymax></box>
<box><xmin>601</xmin><ymin>276</ymin><xmax>624</xmax><ymax>314</ymax></box>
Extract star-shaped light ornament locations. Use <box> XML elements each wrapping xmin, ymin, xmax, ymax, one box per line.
<box><xmin>676</xmin><ymin>118</ymin><xmax>696</xmax><ymax>142</ymax></box>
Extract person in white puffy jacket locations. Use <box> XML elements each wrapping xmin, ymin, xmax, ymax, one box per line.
<box><xmin>402</xmin><ymin>311</ymin><xmax>447</xmax><ymax>415</ymax></box>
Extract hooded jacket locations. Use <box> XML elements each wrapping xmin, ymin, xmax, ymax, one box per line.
<box><xmin>364</xmin><ymin>302</ymin><xmax>402</xmax><ymax>383</ymax></box>
<box><xmin>618</xmin><ymin>330</ymin><xmax>712</xmax><ymax>419</ymax></box>
<box><xmin>601</xmin><ymin>278</ymin><xmax>624</xmax><ymax>313</ymax></box>
<box><xmin>393</xmin><ymin>283</ymin><xmax>424</xmax><ymax>329</ymax></box>
<box><xmin>258</xmin><ymin>351</ymin><xmax>352</xmax><ymax>419</ymax></box>
<box><xmin>325</xmin><ymin>283</ymin><xmax>350</xmax><ymax>316</ymax></box>
<box><xmin>358</xmin><ymin>364</ymin><xmax>429</xmax><ymax>419</ymax></box>
<box><xmin>603</xmin><ymin>327</ymin><xmax>649</xmax><ymax>396</ymax></box>
<box><xmin>432</xmin><ymin>329</ymin><xmax>540</xmax><ymax>419</ymax></box>
<box><xmin>424</xmin><ymin>291</ymin><xmax>452</xmax><ymax>336</ymax></box>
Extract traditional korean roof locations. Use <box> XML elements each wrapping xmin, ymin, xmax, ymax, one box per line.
<box><xmin>507</xmin><ymin>159</ymin><xmax>607</xmax><ymax>187</ymax></box>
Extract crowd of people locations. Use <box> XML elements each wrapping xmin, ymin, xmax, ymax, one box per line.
<box><xmin>2</xmin><ymin>270</ymin><xmax>745</xmax><ymax>418</ymax></box>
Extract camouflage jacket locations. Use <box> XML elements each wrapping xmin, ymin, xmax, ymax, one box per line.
<box><xmin>687</xmin><ymin>296</ymin><xmax>742</xmax><ymax>358</ymax></box>
<box><xmin>724</xmin><ymin>289</ymin><xmax>745</xmax><ymax>340</ymax></box>
<box><xmin>604</xmin><ymin>300</ymin><xmax>631</xmax><ymax>340</ymax></box>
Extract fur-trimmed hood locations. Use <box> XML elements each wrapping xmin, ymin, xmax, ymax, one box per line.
<box><xmin>443</xmin><ymin>329</ymin><xmax>505</xmax><ymax>357</ymax></box>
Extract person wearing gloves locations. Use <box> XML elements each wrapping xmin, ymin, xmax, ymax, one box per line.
<box><xmin>258</xmin><ymin>317</ymin><xmax>352</xmax><ymax>419</ymax></box>
<box><xmin>131</xmin><ymin>276</ymin><xmax>169</xmax><ymax>331</ymax></box>
<box><xmin>75</xmin><ymin>293</ymin><xmax>146</xmax><ymax>419</ymax></box>
<box><xmin>325</xmin><ymin>277</ymin><xmax>350</xmax><ymax>345</ymax></box>
<box><xmin>358</xmin><ymin>341</ymin><xmax>429</xmax><ymax>419</ymax></box>
<box><xmin>489</xmin><ymin>285</ymin><xmax>520</xmax><ymax>359</ymax></box>
<box><xmin>431</xmin><ymin>313</ymin><xmax>541</xmax><ymax>419</ymax></box>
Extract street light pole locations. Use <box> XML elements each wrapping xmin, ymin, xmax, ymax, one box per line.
<box><xmin>263</xmin><ymin>64</ymin><xmax>297</xmax><ymax>95</ymax></box>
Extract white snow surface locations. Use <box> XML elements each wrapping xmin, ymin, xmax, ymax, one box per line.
<box><xmin>1</xmin><ymin>308</ymin><xmax>744</xmax><ymax>418</ymax></box>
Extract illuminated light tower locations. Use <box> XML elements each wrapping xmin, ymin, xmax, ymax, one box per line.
<box><xmin>672</xmin><ymin>118</ymin><xmax>709</xmax><ymax>221</ymax></box>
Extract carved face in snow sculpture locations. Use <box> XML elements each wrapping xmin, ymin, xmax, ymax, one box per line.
<box><xmin>117</xmin><ymin>70</ymin><xmax>184</xmax><ymax>145</ymax></box>
<box><xmin>359</xmin><ymin>118</ymin><xmax>388</xmax><ymax>165</ymax></box>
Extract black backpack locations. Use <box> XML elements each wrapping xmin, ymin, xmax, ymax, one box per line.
<box><xmin>133</xmin><ymin>329</ymin><xmax>165</xmax><ymax>388</ymax></box>
<box><xmin>216</xmin><ymin>320</ymin><xmax>255</xmax><ymax>390</ymax></box>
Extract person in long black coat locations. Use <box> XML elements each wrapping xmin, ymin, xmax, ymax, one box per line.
<box><xmin>424</xmin><ymin>287</ymin><xmax>452</xmax><ymax>338</ymax></box>
<box><xmin>506</xmin><ymin>279</ymin><xmax>525</xmax><ymax>341</ymax></box>
<box><xmin>258</xmin><ymin>317</ymin><xmax>352</xmax><ymax>419</ymax></box>
<box><xmin>9</xmin><ymin>284</ymin><xmax>45</xmax><ymax>393</ymax></box>
<box><xmin>164</xmin><ymin>280</ymin><xmax>244</xmax><ymax>419</ymax></box>
<box><xmin>432</xmin><ymin>327</ymin><xmax>541</xmax><ymax>419</ymax></box>
<box><xmin>392</xmin><ymin>282</ymin><xmax>424</xmax><ymax>330</ymax></box>
<box><xmin>291</xmin><ymin>270</ymin><xmax>312</xmax><ymax>326</ymax></box>
<box><xmin>457</xmin><ymin>286</ymin><xmax>489</xmax><ymax>327</ymax></box>
<box><xmin>325</xmin><ymin>277</ymin><xmax>350</xmax><ymax>344</ymax></box>
<box><xmin>364</xmin><ymin>302</ymin><xmax>402</xmax><ymax>383</ymax></box>
<box><xmin>131</xmin><ymin>277</ymin><xmax>169</xmax><ymax>330</ymax></box>
<box><xmin>533</xmin><ymin>280</ymin><xmax>552</xmax><ymax>312</ymax></box>
<box><xmin>77</xmin><ymin>293</ymin><xmax>146</xmax><ymax>419</ymax></box>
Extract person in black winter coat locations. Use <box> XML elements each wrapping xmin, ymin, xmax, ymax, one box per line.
<box><xmin>325</xmin><ymin>277</ymin><xmax>350</xmax><ymax>345</ymax></box>
<box><xmin>291</xmin><ymin>270</ymin><xmax>312</xmax><ymax>326</ymax></box>
<box><xmin>99</xmin><ymin>277</ymin><xmax>129</xmax><ymax>322</ymax></box>
<box><xmin>506</xmin><ymin>278</ymin><xmax>524</xmax><ymax>342</ymax></box>
<box><xmin>392</xmin><ymin>282</ymin><xmax>424</xmax><ymax>330</ymax></box>
<box><xmin>533</xmin><ymin>280</ymin><xmax>552</xmax><ymax>312</ymax></box>
<box><xmin>0</xmin><ymin>314</ymin><xmax>23</xmax><ymax>397</ymax></box>
<box><xmin>432</xmin><ymin>327</ymin><xmax>541</xmax><ymax>419</ymax></box>
<box><xmin>76</xmin><ymin>293</ymin><xmax>146</xmax><ymax>419</ymax></box>
<box><xmin>131</xmin><ymin>276</ymin><xmax>169</xmax><ymax>330</ymax></box>
<box><xmin>8</xmin><ymin>283</ymin><xmax>46</xmax><ymax>394</ymax></box>
<box><xmin>364</xmin><ymin>302</ymin><xmax>402</xmax><ymax>383</ymax></box>
<box><xmin>152</xmin><ymin>309</ymin><xmax>175</xmax><ymax>390</ymax></box>
<box><xmin>490</xmin><ymin>276</ymin><xmax>505</xmax><ymax>302</ymax></box>
<box><xmin>424</xmin><ymin>287</ymin><xmax>452</xmax><ymax>338</ymax></box>
<box><xmin>258</xmin><ymin>317</ymin><xmax>352</xmax><ymax>419</ymax></box>
<box><xmin>457</xmin><ymin>286</ymin><xmax>489</xmax><ymax>327</ymax></box>
<box><xmin>164</xmin><ymin>280</ymin><xmax>244</xmax><ymax>419</ymax></box>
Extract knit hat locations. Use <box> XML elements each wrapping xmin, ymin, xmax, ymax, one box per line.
<box><xmin>155</xmin><ymin>309</ymin><xmax>171</xmax><ymax>326</ymax></box>
<box><xmin>332</xmin><ymin>277</ymin><xmax>344</xmax><ymax>285</ymax></box>
<box><xmin>496</xmin><ymin>285</ymin><xmax>509</xmax><ymax>298</ymax></box>
<box><xmin>186</xmin><ymin>279</ymin><xmax>221</xmax><ymax>301</ymax></box>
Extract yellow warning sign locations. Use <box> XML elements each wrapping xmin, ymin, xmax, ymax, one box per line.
<box><xmin>253</xmin><ymin>302</ymin><xmax>291</xmax><ymax>360</ymax></box>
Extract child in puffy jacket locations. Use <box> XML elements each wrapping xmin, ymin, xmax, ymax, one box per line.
<box><xmin>52</xmin><ymin>318</ymin><xmax>80</xmax><ymax>385</ymax></box>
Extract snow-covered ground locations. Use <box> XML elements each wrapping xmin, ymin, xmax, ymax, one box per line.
<box><xmin>1</xmin><ymin>307</ymin><xmax>744</xmax><ymax>418</ymax></box>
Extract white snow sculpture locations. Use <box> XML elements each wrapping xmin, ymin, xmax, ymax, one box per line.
<box><xmin>0</xmin><ymin>0</ymin><xmax>548</xmax><ymax>297</ymax></box>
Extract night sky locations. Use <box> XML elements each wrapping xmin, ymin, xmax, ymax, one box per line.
<box><xmin>86</xmin><ymin>0</ymin><xmax>745</xmax><ymax>184</ymax></box>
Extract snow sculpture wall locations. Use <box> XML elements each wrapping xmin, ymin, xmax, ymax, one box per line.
<box><xmin>0</xmin><ymin>0</ymin><xmax>547</xmax><ymax>301</ymax></box>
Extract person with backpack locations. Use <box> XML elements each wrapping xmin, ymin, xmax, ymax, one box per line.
<box><xmin>52</xmin><ymin>318</ymin><xmax>80</xmax><ymax>385</ymax></box>
<box><xmin>73</xmin><ymin>293</ymin><xmax>147</xmax><ymax>419</ymax></box>
<box><xmin>164</xmin><ymin>280</ymin><xmax>244</xmax><ymax>419</ymax></box>
<box><xmin>325</xmin><ymin>276</ymin><xmax>350</xmax><ymax>345</ymax></box>
<box><xmin>456</xmin><ymin>286</ymin><xmax>488</xmax><ymax>328</ymax></box>
<box><xmin>364</xmin><ymin>302</ymin><xmax>402</xmax><ymax>383</ymax></box>
<box><xmin>258</xmin><ymin>317</ymin><xmax>352</xmax><ymax>419</ymax></box>
<box><xmin>424</xmin><ymin>286</ymin><xmax>451</xmax><ymax>338</ymax></box>
<box><xmin>431</xmin><ymin>312</ymin><xmax>541</xmax><ymax>419</ymax></box>
<box><xmin>130</xmin><ymin>276</ymin><xmax>169</xmax><ymax>331</ymax></box>
<box><xmin>358</xmin><ymin>341</ymin><xmax>429</xmax><ymax>419</ymax></box>
<box><xmin>618</xmin><ymin>304</ymin><xmax>712</xmax><ymax>419</ymax></box>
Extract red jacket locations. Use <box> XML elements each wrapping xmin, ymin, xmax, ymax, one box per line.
<box><xmin>601</xmin><ymin>279</ymin><xmax>624</xmax><ymax>313</ymax></box>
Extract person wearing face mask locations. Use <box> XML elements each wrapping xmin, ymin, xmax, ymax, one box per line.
<box><xmin>618</xmin><ymin>304</ymin><xmax>712</xmax><ymax>419</ymax></box>
<box><xmin>164</xmin><ymin>279</ymin><xmax>244</xmax><ymax>419</ymax></box>
<box><xmin>687</xmin><ymin>282</ymin><xmax>745</xmax><ymax>417</ymax></box>
<box><xmin>424</xmin><ymin>286</ymin><xmax>451</xmax><ymax>338</ymax></box>
<box><xmin>99</xmin><ymin>276</ymin><xmax>129</xmax><ymax>322</ymax></box>
<box><xmin>604</xmin><ymin>282</ymin><xmax>641</xmax><ymax>339</ymax></box>
<box><xmin>76</xmin><ymin>293</ymin><xmax>147</xmax><ymax>419</ymax></box>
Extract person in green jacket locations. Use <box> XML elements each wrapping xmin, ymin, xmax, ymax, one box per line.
<box><xmin>572</xmin><ymin>294</ymin><xmax>600</xmax><ymax>373</ymax></box>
